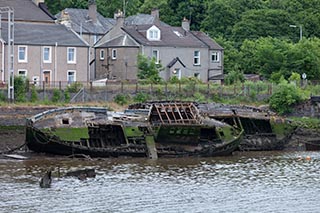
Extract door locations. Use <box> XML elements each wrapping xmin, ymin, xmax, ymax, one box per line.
<box><xmin>43</xmin><ymin>70</ymin><xmax>51</xmax><ymax>86</ymax></box>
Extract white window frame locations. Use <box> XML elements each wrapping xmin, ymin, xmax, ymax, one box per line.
<box><xmin>67</xmin><ymin>70</ymin><xmax>76</xmax><ymax>83</ymax></box>
<box><xmin>112</xmin><ymin>49</ymin><xmax>117</xmax><ymax>60</ymax></box>
<box><xmin>67</xmin><ymin>47</ymin><xmax>76</xmax><ymax>64</ymax></box>
<box><xmin>147</xmin><ymin>25</ymin><xmax>161</xmax><ymax>41</ymax></box>
<box><xmin>193</xmin><ymin>50</ymin><xmax>200</xmax><ymax>66</ymax></box>
<box><xmin>43</xmin><ymin>46</ymin><xmax>52</xmax><ymax>63</ymax></box>
<box><xmin>18</xmin><ymin>46</ymin><xmax>27</xmax><ymax>63</ymax></box>
<box><xmin>100</xmin><ymin>49</ymin><xmax>105</xmax><ymax>60</ymax></box>
<box><xmin>152</xmin><ymin>49</ymin><xmax>159</xmax><ymax>64</ymax></box>
<box><xmin>18</xmin><ymin>69</ymin><xmax>27</xmax><ymax>78</ymax></box>
<box><xmin>211</xmin><ymin>51</ymin><xmax>219</xmax><ymax>63</ymax></box>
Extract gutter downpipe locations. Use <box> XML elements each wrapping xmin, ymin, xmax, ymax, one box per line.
<box><xmin>1</xmin><ymin>40</ymin><xmax>4</xmax><ymax>82</ymax></box>
<box><xmin>55</xmin><ymin>42</ymin><xmax>57</xmax><ymax>83</ymax></box>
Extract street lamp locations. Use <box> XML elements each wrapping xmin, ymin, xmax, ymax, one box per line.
<box><xmin>289</xmin><ymin>24</ymin><xmax>302</xmax><ymax>41</ymax></box>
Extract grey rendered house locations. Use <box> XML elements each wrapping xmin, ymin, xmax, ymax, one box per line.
<box><xmin>94</xmin><ymin>11</ymin><xmax>224</xmax><ymax>82</ymax></box>
<box><xmin>55</xmin><ymin>0</ymin><xmax>115</xmax><ymax>80</ymax></box>
<box><xmin>0</xmin><ymin>0</ymin><xmax>89</xmax><ymax>87</ymax></box>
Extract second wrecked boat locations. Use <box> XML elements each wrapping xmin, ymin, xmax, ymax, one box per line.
<box><xmin>26</xmin><ymin>102</ymin><xmax>243</xmax><ymax>158</ymax></box>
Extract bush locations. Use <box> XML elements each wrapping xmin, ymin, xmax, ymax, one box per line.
<box><xmin>269</xmin><ymin>81</ymin><xmax>305</xmax><ymax>115</ymax></box>
<box><xmin>133</xmin><ymin>92</ymin><xmax>149</xmax><ymax>103</ymax></box>
<box><xmin>114</xmin><ymin>94</ymin><xmax>131</xmax><ymax>105</ymax></box>
<box><xmin>67</xmin><ymin>82</ymin><xmax>83</xmax><ymax>93</ymax></box>
<box><xmin>64</xmin><ymin>90</ymin><xmax>70</xmax><ymax>103</ymax></box>
<box><xmin>30</xmin><ymin>86</ymin><xmax>38</xmax><ymax>102</ymax></box>
<box><xmin>52</xmin><ymin>88</ymin><xmax>61</xmax><ymax>103</ymax></box>
<box><xmin>14</xmin><ymin>76</ymin><xmax>27</xmax><ymax>102</ymax></box>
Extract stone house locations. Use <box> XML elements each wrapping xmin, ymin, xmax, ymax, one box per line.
<box><xmin>94</xmin><ymin>10</ymin><xmax>224</xmax><ymax>82</ymax></box>
<box><xmin>0</xmin><ymin>0</ymin><xmax>89</xmax><ymax>87</ymax></box>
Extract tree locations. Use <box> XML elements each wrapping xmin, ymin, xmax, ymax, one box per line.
<box><xmin>137</xmin><ymin>54</ymin><xmax>162</xmax><ymax>83</ymax></box>
<box><xmin>232</xmin><ymin>9</ymin><xmax>295</xmax><ymax>43</ymax></box>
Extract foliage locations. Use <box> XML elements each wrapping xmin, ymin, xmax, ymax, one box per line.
<box><xmin>64</xmin><ymin>90</ymin><xmax>70</xmax><ymax>103</ymax></box>
<box><xmin>137</xmin><ymin>54</ymin><xmax>162</xmax><ymax>84</ymax></box>
<box><xmin>52</xmin><ymin>88</ymin><xmax>62</xmax><ymax>103</ymax></box>
<box><xmin>224</xmin><ymin>70</ymin><xmax>245</xmax><ymax>85</ymax></box>
<box><xmin>114</xmin><ymin>94</ymin><xmax>131</xmax><ymax>105</ymax></box>
<box><xmin>269</xmin><ymin>80</ymin><xmax>306</xmax><ymax>115</ymax></box>
<box><xmin>30</xmin><ymin>86</ymin><xmax>38</xmax><ymax>102</ymax></box>
<box><xmin>0</xmin><ymin>90</ymin><xmax>5</xmax><ymax>102</ymax></box>
<box><xmin>133</xmin><ymin>92</ymin><xmax>149</xmax><ymax>103</ymax></box>
<box><xmin>14</xmin><ymin>76</ymin><xmax>27</xmax><ymax>102</ymax></box>
<box><xmin>67</xmin><ymin>82</ymin><xmax>83</xmax><ymax>93</ymax></box>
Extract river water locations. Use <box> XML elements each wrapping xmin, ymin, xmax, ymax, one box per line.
<box><xmin>1</xmin><ymin>151</ymin><xmax>320</xmax><ymax>213</ymax></box>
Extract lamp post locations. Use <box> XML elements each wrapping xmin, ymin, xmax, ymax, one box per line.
<box><xmin>289</xmin><ymin>24</ymin><xmax>302</xmax><ymax>41</ymax></box>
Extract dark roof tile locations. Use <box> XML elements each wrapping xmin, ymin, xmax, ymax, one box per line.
<box><xmin>0</xmin><ymin>0</ymin><xmax>54</xmax><ymax>22</ymax></box>
<box><xmin>56</xmin><ymin>8</ymin><xmax>115</xmax><ymax>35</ymax></box>
<box><xmin>0</xmin><ymin>22</ymin><xmax>88</xmax><ymax>46</ymax></box>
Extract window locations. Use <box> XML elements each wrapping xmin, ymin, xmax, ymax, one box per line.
<box><xmin>193</xmin><ymin>50</ymin><xmax>200</xmax><ymax>65</ymax></box>
<box><xmin>112</xmin><ymin>49</ymin><xmax>117</xmax><ymax>60</ymax></box>
<box><xmin>211</xmin><ymin>51</ymin><xmax>219</xmax><ymax>63</ymax></box>
<box><xmin>100</xmin><ymin>49</ymin><xmax>105</xmax><ymax>60</ymax></box>
<box><xmin>152</xmin><ymin>50</ymin><xmax>159</xmax><ymax>63</ymax></box>
<box><xmin>18</xmin><ymin>70</ymin><xmax>27</xmax><ymax>78</ymax></box>
<box><xmin>67</xmin><ymin>70</ymin><xmax>76</xmax><ymax>83</ymax></box>
<box><xmin>67</xmin><ymin>47</ymin><xmax>76</xmax><ymax>63</ymax></box>
<box><xmin>43</xmin><ymin>47</ymin><xmax>52</xmax><ymax>63</ymax></box>
<box><xmin>18</xmin><ymin>46</ymin><xmax>27</xmax><ymax>62</ymax></box>
<box><xmin>147</xmin><ymin>25</ymin><xmax>161</xmax><ymax>41</ymax></box>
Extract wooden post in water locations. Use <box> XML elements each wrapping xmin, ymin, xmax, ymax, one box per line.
<box><xmin>146</xmin><ymin>135</ymin><xmax>158</xmax><ymax>159</ymax></box>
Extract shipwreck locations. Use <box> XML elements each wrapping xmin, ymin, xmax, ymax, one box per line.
<box><xmin>26</xmin><ymin>102</ymin><xmax>243</xmax><ymax>158</ymax></box>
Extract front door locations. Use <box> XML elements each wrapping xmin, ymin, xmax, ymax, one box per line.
<box><xmin>43</xmin><ymin>70</ymin><xmax>51</xmax><ymax>86</ymax></box>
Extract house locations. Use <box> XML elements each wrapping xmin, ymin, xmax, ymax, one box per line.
<box><xmin>0</xmin><ymin>0</ymin><xmax>89</xmax><ymax>88</ymax></box>
<box><xmin>55</xmin><ymin>0</ymin><xmax>115</xmax><ymax>80</ymax></box>
<box><xmin>94</xmin><ymin>10</ymin><xmax>224</xmax><ymax>82</ymax></box>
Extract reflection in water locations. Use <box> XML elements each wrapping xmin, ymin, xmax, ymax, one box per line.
<box><xmin>1</xmin><ymin>151</ymin><xmax>320</xmax><ymax>213</ymax></box>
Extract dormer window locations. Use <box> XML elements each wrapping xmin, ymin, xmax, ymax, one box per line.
<box><xmin>147</xmin><ymin>25</ymin><xmax>161</xmax><ymax>41</ymax></box>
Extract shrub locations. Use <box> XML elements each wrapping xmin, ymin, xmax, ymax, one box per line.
<box><xmin>64</xmin><ymin>90</ymin><xmax>70</xmax><ymax>103</ymax></box>
<box><xmin>269</xmin><ymin>81</ymin><xmax>305</xmax><ymax>115</ymax></box>
<box><xmin>52</xmin><ymin>88</ymin><xmax>61</xmax><ymax>103</ymax></box>
<box><xmin>114</xmin><ymin>94</ymin><xmax>131</xmax><ymax>105</ymax></box>
<box><xmin>67</xmin><ymin>82</ymin><xmax>83</xmax><ymax>93</ymax></box>
<box><xmin>133</xmin><ymin>92</ymin><xmax>149</xmax><ymax>103</ymax></box>
<box><xmin>14</xmin><ymin>76</ymin><xmax>27</xmax><ymax>102</ymax></box>
<box><xmin>30</xmin><ymin>86</ymin><xmax>38</xmax><ymax>102</ymax></box>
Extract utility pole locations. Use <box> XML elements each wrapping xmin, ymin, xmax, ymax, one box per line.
<box><xmin>0</xmin><ymin>7</ymin><xmax>14</xmax><ymax>102</ymax></box>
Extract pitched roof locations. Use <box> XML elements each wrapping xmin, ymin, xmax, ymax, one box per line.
<box><xmin>125</xmin><ymin>14</ymin><xmax>168</xmax><ymax>26</ymax></box>
<box><xmin>0</xmin><ymin>22</ymin><xmax>88</xmax><ymax>46</ymax></box>
<box><xmin>122</xmin><ymin>24</ymin><xmax>208</xmax><ymax>48</ymax></box>
<box><xmin>0</xmin><ymin>0</ymin><xmax>54</xmax><ymax>22</ymax></box>
<box><xmin>191</xmin><ymin>31</ymin><xmax>223</xmax><ymax>50</ymax></box>
<box><xmin>97</xmin><ymin>35</ymin><xmax>139</xmax><ymax>48</ymax></box>
<box><xmin>55</xmin><ymin>8</ymin><xmax>115</xmax><ymax>35</ymax></box>
<box><xmin>167</xmin><ymin>57</ymin><xmax>186</xmax><ymax>68</ymax></box>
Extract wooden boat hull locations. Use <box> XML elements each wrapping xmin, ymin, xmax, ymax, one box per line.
<box><xmin>25</xmin><ymin>104</ymin><xmax>243</xmax><ymax>158</ymax></box>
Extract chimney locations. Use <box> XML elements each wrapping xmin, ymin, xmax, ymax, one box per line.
<box><xmin>182</xmin><ymin>17</ymin><xmax>190</xmax><ymax>31</ymax></box>
<box><xmin>88</xmin><ymin>0</ymin><xmax>97</xmax><ymax>23</ymax></box>
<box><xmin>114</xmin><ymin>10</ymin><xmax>124</xmax><ymax>27</ymax></box>
<box><xmin>32</xmin><ymin>0</ymin><xmax>44</xmax><ymax>6</ymax></box>
<box><xmin>60</xmin><ymin>10</ymin><xmax>71</xmax><ymax>28</ymax></box>
<box><xmin>151</xmin><ymin>8</ymin><xmax>160</xmax><ymax>24</ymax></box>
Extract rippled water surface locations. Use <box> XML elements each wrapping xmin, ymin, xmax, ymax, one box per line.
<box><xmin>1</xmin><ymin>151</ymin><xmax>320</xmax><ymax>213</ymax></box>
